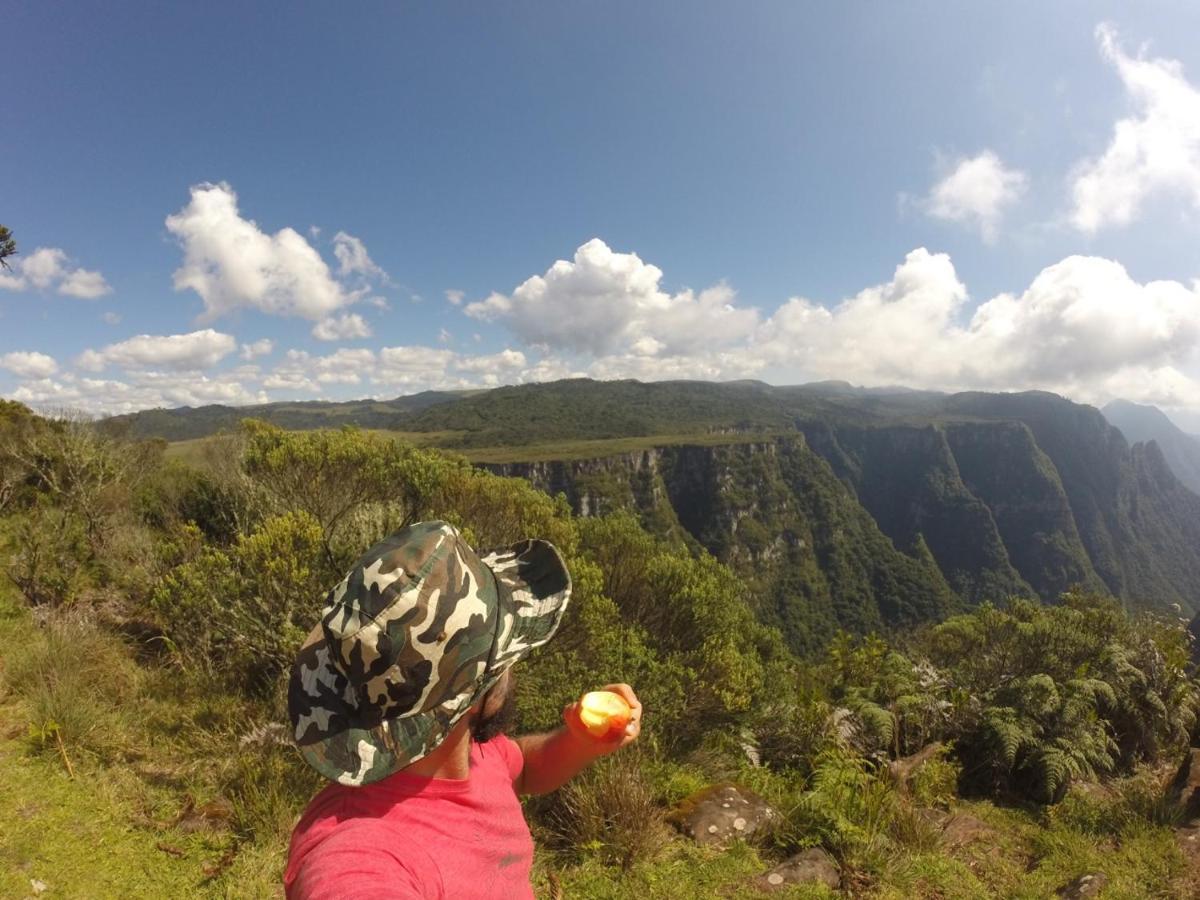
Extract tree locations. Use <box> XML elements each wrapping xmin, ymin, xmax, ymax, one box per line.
<box><xmin>0</xmin><ymin>225</ymin><xmax>15</xmax><ymax>270</ymax></box>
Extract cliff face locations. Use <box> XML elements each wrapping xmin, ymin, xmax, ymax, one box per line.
<box><xmin>487</xmin><ymin>393</ymin><xmax>1200</xmax><ymax>653</ymax></box>
<box><xmin>489</xmin><ymin>435</ymin><xmax>957</xmax><ymax>653</ymax></box>
<box><xmin>1103</xmin><ymin>399</ymin><xmax>1200</xmax><ymax>496</ymax></box>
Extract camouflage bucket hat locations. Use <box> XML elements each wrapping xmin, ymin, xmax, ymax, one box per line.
<box><xmin>287</xmin><ymin>520</ymin><xmax>571</xmax><ymax>786</ymax></box>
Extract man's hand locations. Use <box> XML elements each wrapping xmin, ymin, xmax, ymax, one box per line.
<box><xmin>561</xmin><ymin>683</ymin><xmax>642</xmax><ymax>755</ymax></box>
<box><xmin>512</xmin><ymin>683</ymin><xmax>642</xmax><ymax>796</ymax></box>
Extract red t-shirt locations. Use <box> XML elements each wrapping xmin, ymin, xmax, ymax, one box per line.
<box><xmin>285</xmin><ymin>735</ymin><xmax>534</xmax><ymax>900</ymax></box>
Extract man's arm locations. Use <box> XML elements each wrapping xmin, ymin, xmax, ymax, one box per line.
<box><xmin>512</xmin><ymin>682</ymin><xmax>641</xmax><ymax>796</ymax></box>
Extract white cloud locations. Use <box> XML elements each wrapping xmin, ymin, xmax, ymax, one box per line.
<box><xmin>1070</xmin><ymin>24</ymin><xmax>1200</xmax><ymax>233</ymax></box>
<box><xmin>465</xmin><ymin>238</ymin><xmax>759</xmax><ymax>357</ymax></box>
<box><xmin>376</xmin><ymin>346</ymin><xmax>458</xmax><ymax>387</ymax></box>
<box><xmin>445</xmin><ymin>289</ymin><xmax>465</xmax><ymax>306</ymax></box>
<box><xmin>240</xmin><ymin>338</ymin><xmax>275</xmax><ymax>360</ymax></box>
<box><xmin>102</xmin><ymin>311</ymin><xmax>121</xmax><ymax>325</ymax></box>
<box><xmin>23</xmin><ymin>248</ymin><xmax>70</xmax><ymax>290</ymax></box>
<box><xmin>312</xmin><ymin>313</ymin><xmax>372</xmax><ymax>341</ymax></box>
<box><xmin>77</xmin><ymin>328</ymin><xmax>237</xmax><ymax>372</ymax></box>
<box><xmin>263</xmin><ymin>372</ymin><xmax>322</xmax><ymax>392</ymax></box>
<box><xmin>58</xmin><ymin>268</ymin><xmax>113</xmax><ymax>299</ymax></box>
<box><xmin>0</xmin><ymin>351</ymin><xmax>58</xmax><ymax>379</ymax></box>
<box><xmin>758</xmin><ymin>248</ymin><xmax>1200</xmax><ymax>409</ymax></box>
<box><xmin>332</xmin><ymin>231</ymin><xmax>385</xmax><ymax>279</ymax></box>
<box><xmin>0</xmin><ymin>246</ymin><xmax>112</xmax><ymax>298</ymax></box>
<box><xmin>166</xmin><ymin>182</ymin><xmax>368</xmax><ymax>321</ymax></box>
<box><xmin>454</xmin><ymin>349</ymin><xmax>527</xmax><ymax>374</ymax></box>
<box><xmin>267</xmin><ymin>348</ymin><xmax>377</xmax><ymax>392</ymax></box>
<box><xmin>924</xmin><ymin>151</ymin><xmax>1027</xmax><ymax>242</ymax></box>
<box><xmin>10</xmin><ymin>370</ymin><xmax>266</xmax><ymax>416</ymax></box>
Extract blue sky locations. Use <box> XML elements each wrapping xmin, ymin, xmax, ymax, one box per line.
<box><xmin>4</xmin><ymin>2</ymin><xmax>1200</xmax><ymax>428</ymax></box>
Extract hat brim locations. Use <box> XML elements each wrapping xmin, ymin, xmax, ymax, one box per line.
<box><xmin>287</xmin><ymin>537</ymin><xmax>571</xmax><ymax>786</ymax></box>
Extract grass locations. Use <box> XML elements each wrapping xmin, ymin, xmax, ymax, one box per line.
<box><xmin>0</xmin><ymin>588</ymin><xmax>1191</xmax><ymax>899</ymax></box>
<box><xmin>0</xmin><ymin>589</ymin><xmax>312</xmax><ymax>899</ymax></box>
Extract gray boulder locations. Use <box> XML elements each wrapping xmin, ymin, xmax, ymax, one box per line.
<box><xmin>669</xmin><ymin>783</ymin><xmax>779</xmax><ymax>848</ymax></box>
<box><xmin>756</xmin><ymin>848</ymin><xmax>840</xmax><ymax>892</ymax></box>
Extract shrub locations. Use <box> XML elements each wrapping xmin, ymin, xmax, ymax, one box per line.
<box><xmin>772</xmin><ymin>748</ymin><xmax>899</xmax><ymax>866</ymax></box>
<box><xmin>752</xmin><ymin>695</ymin><xmax>838</xmax><ymax>777</ymax></box>
<box><xmin>4</xmin><ymin>504</ymin><xmax>89</xmax><ymax>607</ymax></box>
<box><xmin>150</xmin><ymin>511</ymin><xmax>327</xmax><ymax>692</ymax></box>
<box><xmin>240</xmin><ymin>422</ymin><xmax>449</xmax><ymax>576</ymax></box>
<box><xmin>908</xmin><ymin>747</ymin><xmax>960</xmax><ymax>809</ymax></box>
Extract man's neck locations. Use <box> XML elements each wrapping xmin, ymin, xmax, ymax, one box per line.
<box><xmin>402</xmin><ymin>719</ymin><xmax>473</xmax><ymax>781</ymax></box>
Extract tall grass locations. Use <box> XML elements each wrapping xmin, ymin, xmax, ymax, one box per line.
<box><xmin>2</xmin><ymin>611</ymin><xmax>142</xmax><ymax>764</ymax></box>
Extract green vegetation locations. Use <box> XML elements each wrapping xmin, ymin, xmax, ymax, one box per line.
<box><xmin>2</xmin><ymin>404</ymin><xmax>1198</xmax><ymax>897</ymax></box>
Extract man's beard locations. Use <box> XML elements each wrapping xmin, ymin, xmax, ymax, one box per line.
<box><xmin>471</xmin><ymin>674</ymin><xmax>518</xmax><ymax>743</ymax></box>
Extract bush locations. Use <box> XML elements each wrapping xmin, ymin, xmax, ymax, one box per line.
<box><xmin>4</xmin><ymin>504</ymin><xmax>89</xmax><ymax>607</ymax></box>
<box><xmin>240</xmin><ymin>422</ymin><xmax>450</xmax><ymax>577</ymax></box>
<box><xmin>150</xmin><ymin>511</ymin><xmax>327</xmax><ymax>692</ymax></box>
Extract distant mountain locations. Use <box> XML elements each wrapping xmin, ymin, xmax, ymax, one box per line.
<box><xmin>102</xmin><ymin>390</ymin><xmax>471</xmax><ymax>441</ymax></box>
<box><xmin>1102</xmin><ymin>399</ymin><xmax>1200</xmax><ymax>495</ymax></box>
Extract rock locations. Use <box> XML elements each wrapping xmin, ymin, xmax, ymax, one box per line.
<box><xmin>756</xmin><ymin>848</ymin><xmax>840</xmax><ymax>892</ymax></box>
<box><xmin>940</xmin><ymin>813</ymin><xmax>997</xmax><ymax>849</ymax></box>
<box><xmin>1056</xmin><ymin>872</ymin><xmax>1108</xmax><ymax>898</ymax></box>
<box><xmin>669</xmin><ymin>783</ymin><xmax>779</xmax><ymax>848</ymax></box>
<box><xmin>1168</xmin><ymin>747</ymin><xmax>1200</xmax><ymax>823</ymax></box>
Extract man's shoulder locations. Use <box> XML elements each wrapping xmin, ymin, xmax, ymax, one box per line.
<box><xmin>474</xmin><ymin>732</ymin><xmax>524</xmax><ymax>782</ymax></box>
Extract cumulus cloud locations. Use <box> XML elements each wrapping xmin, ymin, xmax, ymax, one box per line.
<box><xmin>444</xmin><ymin>289</ymin><xmax>465</xmax><ymax>306</ymax></box>
<box><xmin>312</xmin><ymin>313</ymin><xmax>372</xmax><ymax>341</ymax></box>
<box><xmin>924</xmin><ymin>151</ymin><xmax>1027</xmax><ymax>242</ymax></box>
<box><xmin>166</xmin><ymin>182</ymin><xmax>382</xmax><ymax>321</ymax></box>
<box><xmin>332</xmin><ymin>232</ymin><xmax>385</xmax><ymax>279</ymax></box>
<box><xmin>466</xmin><ymin>238</ymin><xmax>759</xmax><ymax>357</ymax></box>
<box><xmin>758</xmin><ymin>248</ymin><xmax>1200</xmax><ymax>410</ymax></box>
<box><xmin>0</xmin><ymin>351</ymin><xmax>58</xmax><ymax>379</ymax></box>
<box><xmin>376</xmin><ymin>346</ymin><xmax>458</xmax><ymax>387</ymax></box>
<box><xmin>76</xmin><ymin>328</ymin><xmax>237</xmax><ymax>372</ymax></box>
<box><xmin>240</xmin><ymin>338</ymin><xmax>275</xmax><ymax>360</ymax></box>
<box><xmin>1070</xmin><ymin>24</ymin><xmax>1200</xmax><ymax>233</ymax></box>
<box><xmin>11</xmin><ymin>370</ymin><xmax>266</xmax><ymax>416</ymax></box>
<box><xmin>260</xmin><ymin>344</ymin><xmax>543</xmax><ymax>396</ymax></box>
<box><xmin>0</xmin><ymin>247</ymin><xmax>111</xmax><ymax>298</ymax></box>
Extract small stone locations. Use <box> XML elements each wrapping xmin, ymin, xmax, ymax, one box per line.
<box><xmin>707</xmin><ymin>824</ymin><xmax>719</xmax><ymax>834</ymax></box>
<box><xmin>757</xmin><ymin>848</ymin><xmax>840</xmax><ymax>891</ymax></box>
<box><xmin>1056</xmin><ymin>872</ymin><xmax>1109</xmax><ymax>899</ymax></box>
<box><xmin>722</xmin><ymin>802</ymin><xmax>731</xmax><ymax>808</ymax></box>
<box><xmin>30</xmin><ymin>880</ymin><xmax>48</xmax><ymax>896</ymax></box>
<box><xmin>733</xmin><ymin>817</ymin><xmax>747</xmax><ymax>831</ymax></box>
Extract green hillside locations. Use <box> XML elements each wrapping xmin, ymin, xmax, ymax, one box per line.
<box><xmin>3</xmin><ymin>404</ymin><xmax>1198</xmax><ymax>898</ymax></box>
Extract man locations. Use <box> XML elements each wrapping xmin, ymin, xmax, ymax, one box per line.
<box><xmin>284</xmin><ymin>520</ymin><xmax>642</xmax><ymax>899</ymax></box>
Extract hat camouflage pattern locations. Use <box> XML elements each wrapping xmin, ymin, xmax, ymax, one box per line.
<box><xmin>287</xmin><ymin>520</ymin><xmax>571</xmax><ymax>786</ymax></box>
